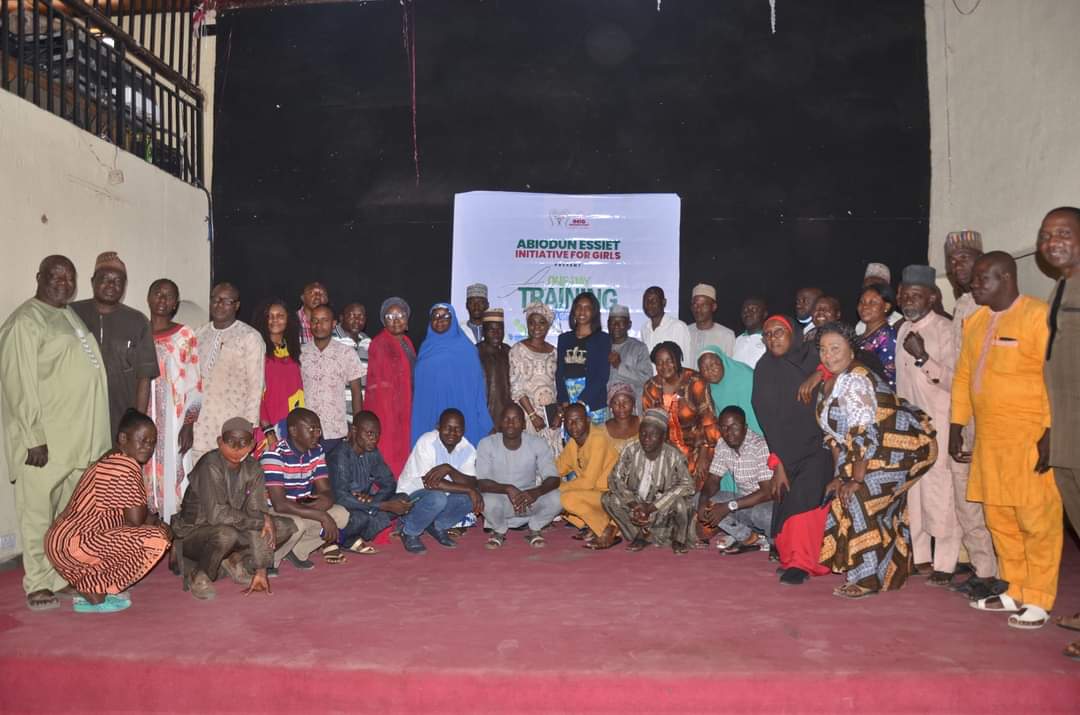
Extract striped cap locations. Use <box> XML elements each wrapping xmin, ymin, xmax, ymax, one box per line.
<box><xmin>945</xmin><ymin>230</ymin><xmax>982</xmax><ymax>255</ymax></box>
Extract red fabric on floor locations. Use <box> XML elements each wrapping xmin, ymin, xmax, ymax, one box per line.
<box><xmin>775</xmin><ymin>504</ymin><xmax>832</xmax><ymax>575</ymax></box>
<box><xmin>1</xmin><ymin>526</ymin><xmax>1079</xmax><ymax>713</ymax></box>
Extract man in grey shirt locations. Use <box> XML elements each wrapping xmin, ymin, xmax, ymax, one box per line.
<box><xmin>477</xmin><ymin>404</ymin><xmax>561</xmax><ymax>549</ymax></box>
<box><xmin>607</xmin><ymin>304</ymin><xmax>652</xmax><ymax>412</ymax></box>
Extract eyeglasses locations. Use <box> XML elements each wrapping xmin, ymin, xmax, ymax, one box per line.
<box><xmin>430</xmin><ymin>311</ymin><xmax>452</xmax><ymax>321</ymax></box>
<box><xmin>384</xmin><ymin>312</ymin><xmax>408</xmax><ymax>322</ymax></box>
<box><xmin>211</xmin><ymin>296</ymin><xmax>238</xmax><ymax>306</ymax></box>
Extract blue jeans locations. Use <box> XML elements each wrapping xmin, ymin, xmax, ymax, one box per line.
<box><xmin>711</xmin><ymin>490</ymin><xmax>773</xmax><ymax>542</ymax></box>
<box><xmin>400</xmin><ymin>490</ymin><xmax>473</xmax><ymax>537</ymax></box>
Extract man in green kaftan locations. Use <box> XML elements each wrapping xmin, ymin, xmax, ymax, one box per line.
<box><xmin>0</xmin><ymin>255</ymin><xmax>111</xmax><ymax>610</ymax></box>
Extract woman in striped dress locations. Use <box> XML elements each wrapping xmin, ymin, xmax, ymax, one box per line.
<box><xmin>46</xmin><ymin>409</ymin><xmax>171</xmax><ymax>613</ymax></box>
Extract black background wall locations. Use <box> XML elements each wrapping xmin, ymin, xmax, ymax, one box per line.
<box><xmin>212</xmin><ymin>0</ymin><xmax>930</xmax><ymax>339</ymax></box>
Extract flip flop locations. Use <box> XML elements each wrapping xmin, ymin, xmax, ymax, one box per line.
<box><xmin>346</xmin><ymin>537</ymin><xmax>378</xmax><ymax>555</ymax></box>
<box><xmin>833</xmin><ymin>583</ymin><xmax>877</xmax><ymax>599</ymax></box>
<box><xmin>321</xmin><ymin>545</ymin><xmax>347</xmax><ymax>565</ymax></box>
<box><xmin>1008</xmin><ymin>606</ymin><xmax>1049</xmax><ymax>630</ymax></box>
<box><xmin>26</xmin><ymin>591</ymin><xmax>59</xmax><ymax>611</ymax></box>
<box><xmin>721</xmin><ymin>541</ymin><xmax>760</xmax><ymax>556</ymax></box>
<box><xmin>1054</xmin><ymin>613</ymin><xmax>1080</xmax><ymax>632</ymax></box>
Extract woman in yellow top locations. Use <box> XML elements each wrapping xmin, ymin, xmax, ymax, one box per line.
<box><xmin>557</xmin><ymin>404</ymin><xmax>620</xmax><ymax>549</ymax></box>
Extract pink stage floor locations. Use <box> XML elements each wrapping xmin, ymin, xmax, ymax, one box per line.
<box><xmin>1</xmin><ymin>525</ymin><xmax>1078</xmax><ymax>713</ymax></box>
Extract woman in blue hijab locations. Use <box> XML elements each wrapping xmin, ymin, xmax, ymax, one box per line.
<box><xmin>410</xmin><ymin>303</ymin><xmax>494</xmax><ymax>447</ymax></box>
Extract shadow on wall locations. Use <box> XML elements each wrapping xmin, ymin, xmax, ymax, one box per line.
<box><xmin>175</xmin><ymin>300</ymin><xmax>207</xmax><ymax>329</ymax></box>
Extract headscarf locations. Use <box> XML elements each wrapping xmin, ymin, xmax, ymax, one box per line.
<box><xmin>699</xmin><ymin>345</ymin><xmax>762</xmax><ymax>435</ymax></box>
<box><xmin>751</xmin><ymin>314</ymin><xmax>821</xmax><ymax>467</ymax></box>
<box><xmin>524</xmin><ymin>301</ymin><xmax>555</xmax><ymax>326</ymax></box>
<box><xmin>410</xmin><ymin>303</ymin><xmax>493</xmax><ymax>447</ymax></box>
<box><xmin>380</xmin><ymin>297</ymin><xmax>411</xmax><ymax>322</ymax></box>
<box><xmin>607</xmin><ymin>381</ymin><xmax>635</xmax><ymax>406</ymax></box>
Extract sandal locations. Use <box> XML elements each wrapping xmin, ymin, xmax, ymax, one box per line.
<box><xmin>1063</xmin><ymin>640</ymin><xmax>1080</xmax><ymax>661</ymax></box>
<box><xmin>585</xmin><ymin>535</ymin><xmax>622</xmax><ymax>550</ymax></box>
<box><xmin>526</xmin><ymin>530</ymin><xmax>546</xmax><ymax>548</ymax></box>
<box><xmin>26</xmin><ymin>590</ymin><xmax>60</xmax><ymax>611</ymax></box>
<box><xmin>485</xmin><ymin>532</ymin><xmax>505</xmax><ymax>550</ymax></box>
<box><xmin>1054</xmin><ymin>613</ymin><xmax>1080</xmax><ymax>632</ymax></box>
<box><xmin>833</xmin><ymin>583</ymin><xmax>878</xmax><ymax>599</ymax></box>
<box><xmin>1008</xmin><ymin>606</ymin><xmax>1049</xmax><ymax>630</ymax></box>
<box><xmin>571</xmin><ymin>528</ymin><xmax>591</xmax><ymax>541</ymax></box>
<box><xmin>321</xmin><ymin>544</ymin><xmax>348</xmax><ymax>565</ymax></box>
<box><xmin>220</xmin><ymin>556</ymin><xmax>253</xmax><ymax>585</ymax></box>
<box><xmin>926</xmin><ymin>571</ymin><xmax>954</xmax><ymax>587</ymax></box>
<box><xmin>970</xmin><ymin>594</ymin><xmax>1019</xmax><ymax>612</ymax></box>
<box><xmin>625</xmin><ymin>536</ymin><xmax>648</xmax><ymax>552</ymax></box>
<box><xmin>672</xmin><ymin>541</ymin><xmax>689</xmax><ymax>555</ymax></box>
<box><xmin>346</xmin><ymin>537</ymin><xmax>378</xmax><ymax>555</ymax></box>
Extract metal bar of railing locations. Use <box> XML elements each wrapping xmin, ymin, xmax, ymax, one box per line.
<box><xmin>167</xmin><ymin>0</ymin><xmax>176</xmax><ymax>73</ymax></box>
<box><xmin>194</xmin><ymin>22</ymin><xmax>200</xmax><ymax>87</ymax></box>
<box><xmin>46</xmin><ymin>0</ymin><xmax>54</xmax><ymax>112</ymax></box>
<box><xmin>58</xmin><ymin>14</ymin><xmax>66</xmax><ymax>119</ymax></box>
<box><xmin>184</xmin><ymin>7</ymin><xmax>192</xmax><ymax>82</ymax></box>
<box><xmin>126</xmin><ymin>0</ymin><xmax>138</xmax><ymax>44</ymax></box>
<box><xmin>79</xmin><ymin>25</ymin><xmax>88</xmax><ymax>129</ymax></box>
<box><xmin>95</xmin><ymin>33</ymin><xmax>103</xmax><ymax>134</ymax></box>
<box><xmin>147</xmin><ymin>0</ymin><xmax>157</xmax><ymax>65</ymax></box>
<box><xmin>17</xmin><ymin>0</ymin><xmax>25</xmax><ymax>98</ymax></box>
<box><xmin>61</xmin><ymin>0</ymin><xmax>201</xmax><ymax>100</ymax></box>
<box><xmin>31</xmin><ymin>1</ymin><xmax>40</xmax><ymax>107</ymax></box>
<box><xmin>195</xmin><ymin>92</ymin><xmax>203</xmax><ymax>184</ymax></box>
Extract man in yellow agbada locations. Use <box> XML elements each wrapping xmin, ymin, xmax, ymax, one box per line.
<box><xmin>950</xmin><ymin>252</ymin><xmax>1062</xmax><ymax>629</ymax></box>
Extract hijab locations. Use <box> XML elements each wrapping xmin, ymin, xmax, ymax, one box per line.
<box><xmin>700</xmin><ymin>345</ymin><xmax>762</xmax><ymax>435</ymax></box>
<box><xmin>410</xmin><ymin>303</ymin><xmax>493</xmax><ymax>447</ymax></box>
<box><xmin>751</xmin><ymin>315</ymin><xmax>822</xmax><ymax>466</ymax></box>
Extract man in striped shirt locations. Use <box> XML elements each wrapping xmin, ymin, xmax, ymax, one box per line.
<box><xmin>261</xmin><ymin>408</ymin><xmax>348</xmax><ymax>571</ymax></box>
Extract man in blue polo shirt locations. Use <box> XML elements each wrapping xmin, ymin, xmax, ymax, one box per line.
<box><xmin>261</xmin><ymin>408</ymin><xmax>349</xmax><ymax>571</ymax></box>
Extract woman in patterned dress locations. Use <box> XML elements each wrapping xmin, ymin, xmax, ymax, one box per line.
<box><xmin>815</xmin><ymin>322</ymin><xmax>937</xmax><ymax>599</ymax></box>
<box><xmin>145</xmin><ymin>279</ymin><xmax>201</xmax><ymax>523</ymax></box>
<box><xmin>46</xmin><ymin>409</ymin><xmax>171</xmax><ymax>613</ymax></box>
<box><xmin>642</xmin><ymin>341</ymin><xmax>720</xmax><ymax>489</ymax></box>
<box><xmin>509</xmin><ymin>302</ymin><xmax>563</xmax><ymax>457</ymax></box>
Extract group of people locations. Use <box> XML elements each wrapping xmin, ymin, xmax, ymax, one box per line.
<box><xmin>2</xmin><ymin>208</ymin><xmax>1079</xmax><ymax>660</ymax></box>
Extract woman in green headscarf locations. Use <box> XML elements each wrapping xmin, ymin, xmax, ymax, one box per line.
<box><xmin>697</xmin><ymin>346</ymin><xmax>762</xmax><ymax>435</ymax></box>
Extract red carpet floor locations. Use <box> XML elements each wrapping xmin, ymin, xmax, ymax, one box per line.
<box><xmin>1</xmin><ymin>525</ymin><xmax>1078</xmax><ymax>714</ymax></box>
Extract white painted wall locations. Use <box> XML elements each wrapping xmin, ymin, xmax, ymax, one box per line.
<box><xmin>925</xmin><ymin>0</ymin><xmax>1080</xmax><ymax>305</ymax></box>
<box><xmin>0</xmin><ymin>89</ymin><xmax>211</xmax><ymax>562</ymax></box>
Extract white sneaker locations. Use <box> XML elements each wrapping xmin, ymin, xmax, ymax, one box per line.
<box><xmin>715</xmin><ymin>535</ymin><xmax>736</xmax><ymax>551</ymax></box>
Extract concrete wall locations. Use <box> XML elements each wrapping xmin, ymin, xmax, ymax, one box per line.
<box><xmin>0</xmin><ymin>89</ymin><xmax>211</xmax><ymax>562</ymax></box>
<box><xmin>925</xmin><ymin>0</ymin><xmax>1080</xmax><ymax>305</ymax></box>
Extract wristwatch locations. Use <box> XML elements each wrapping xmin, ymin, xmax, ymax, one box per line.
<box><xmin>727</xmin><ymin>500</ymin><xmax>739</xmax><ymax>512</ymax></box>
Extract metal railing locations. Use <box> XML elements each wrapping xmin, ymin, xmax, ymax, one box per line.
<box><xmin>1</xmin><ymin>0</ymin><xmax>204</xmax><ymax>186</ymax></box>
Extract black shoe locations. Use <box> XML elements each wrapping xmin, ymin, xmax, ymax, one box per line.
<box><xmin>955</xmin><ymin>562</ymin><xmax>975</xmax><ymax>576</ymax></box>
<box><xmin>267</xmin><ymin>567</ymin><xmax>279</xmax><ymax>578</ymax></box>
<box><xmin>768</xmin><ymin>546</ymin><xmax>780</xmax><ymax>563</ymax></box>
<box><xmin>779</xmin><ymin>567</ymin><xmax>809</xmax><ymax>585</ymax></box>
<box><xmin>402</xmin><ymin>533</ymin><xmax>427</xmax><ymax>554</ymax></box>
<box><xmin>927</xmin><ymin>571</ymin><xmax>954</xmax><ymax>587</ymax></box>
<box><xmin>626</xmin><ymin>536</ymin><xmax>649</xmax><ymax>552</ymax></box>
<box><xmin>425</xmin><ymin>525</ymin><xmax>457</xmax><ymax>548</ymax></box>
<box><xmin>950</xmin><ymin>574</ymin><xmax>980</xmax><ymax>595</ymax></box>
<box><xmin>968</xmin><ymin>577</ymin><xmax>1008</xmax><ymax>601</ymax></box>
<box><xmin>284</xmin><ymin>552</ymin><xmax>315</xmax><ymax>570</ymax></box>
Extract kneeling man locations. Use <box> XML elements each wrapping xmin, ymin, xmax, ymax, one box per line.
<box><xmin>171</xmin><ymin>417</ymin><xmax>297</xmax><ymax>599</ymax></box>
<box><xmin>397</xmin><ymin>408</ymin><xmax>483</xmax><ymax>554</ymax></box>
<box><xmin>603</xmin><ymin>409</ymin><xmax>696</xmax><ymax>554</ymax></box>
<box><xmin>328</xmin><ymin>411</ymin><xmax>412</xmax><ymax>554</ymax></box>
<box><xmin>261</xmin><ymin>408</ymin><xmax>350</xmax><ymax>570</ymax></box>
<box><xmin>698</xmin><ymin>406</ymin><xmax>775</xmax><ymax>555</ymax></box>
<box><xmin>477</xmin><ymin>404</ymin><xmax>562</xmax><ymax>549</ymax></box>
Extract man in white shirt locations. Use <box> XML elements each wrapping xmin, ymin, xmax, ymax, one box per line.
<box><xmin>732</xmin><ymin>297</ymin><xmax>768</xmax><ymax>368</ymax></box>
<box><xmin>687</xmin><ymin>283</ymin><xmax>735</xmax><ymax>363</ymax></box>
<box><xmin>396</xmin><ymin>408</ymin><xmax>483</xmax><ymax>554</ymax></box>
<box><xmin>641</xmin><ymin>286</ymin><xmax>690</xmax><ymax>359</ymax></box>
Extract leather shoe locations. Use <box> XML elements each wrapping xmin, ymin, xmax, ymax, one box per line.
<box><xmin>402</xmin><ymin>533</ymin><xmax>427</xmax><ymax>554</ymax></box>
<box><xmin>425</xmin><ymin>525</ymin><xmax>457</xmax><ymax>548</ymax></box>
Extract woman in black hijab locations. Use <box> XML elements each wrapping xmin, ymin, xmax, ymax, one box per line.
<box><xmin>751</xmin><ymin>315</ymin><xmax>832</xmax><ymax>585</ymax></box>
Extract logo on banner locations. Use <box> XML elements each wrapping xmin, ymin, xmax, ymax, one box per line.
<box><xmin>549</xmin><ymin>210</ymin><xmax>590</xmax><ymax>229</ymax></box>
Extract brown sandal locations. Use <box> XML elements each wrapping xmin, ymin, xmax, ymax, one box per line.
<box><xmin>833</xmin><ymin>583</ymin><xmax>877</xmax><ymax>599</ymax></box>
<box><xmin>1054</xmin><ymin>613</ymin><xmax>1080</xmax><ymax>632</ymax></box>
<box><xmin>1063</xmin><ymin>640</ymin><xmax>1080</xmax><ymax>661</ymax></box>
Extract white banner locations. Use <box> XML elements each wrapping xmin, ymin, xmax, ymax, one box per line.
<box><xmin>451</xmin><ymin>191</ymin><xmax>681</xmax><ymax>343</ymax></box>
